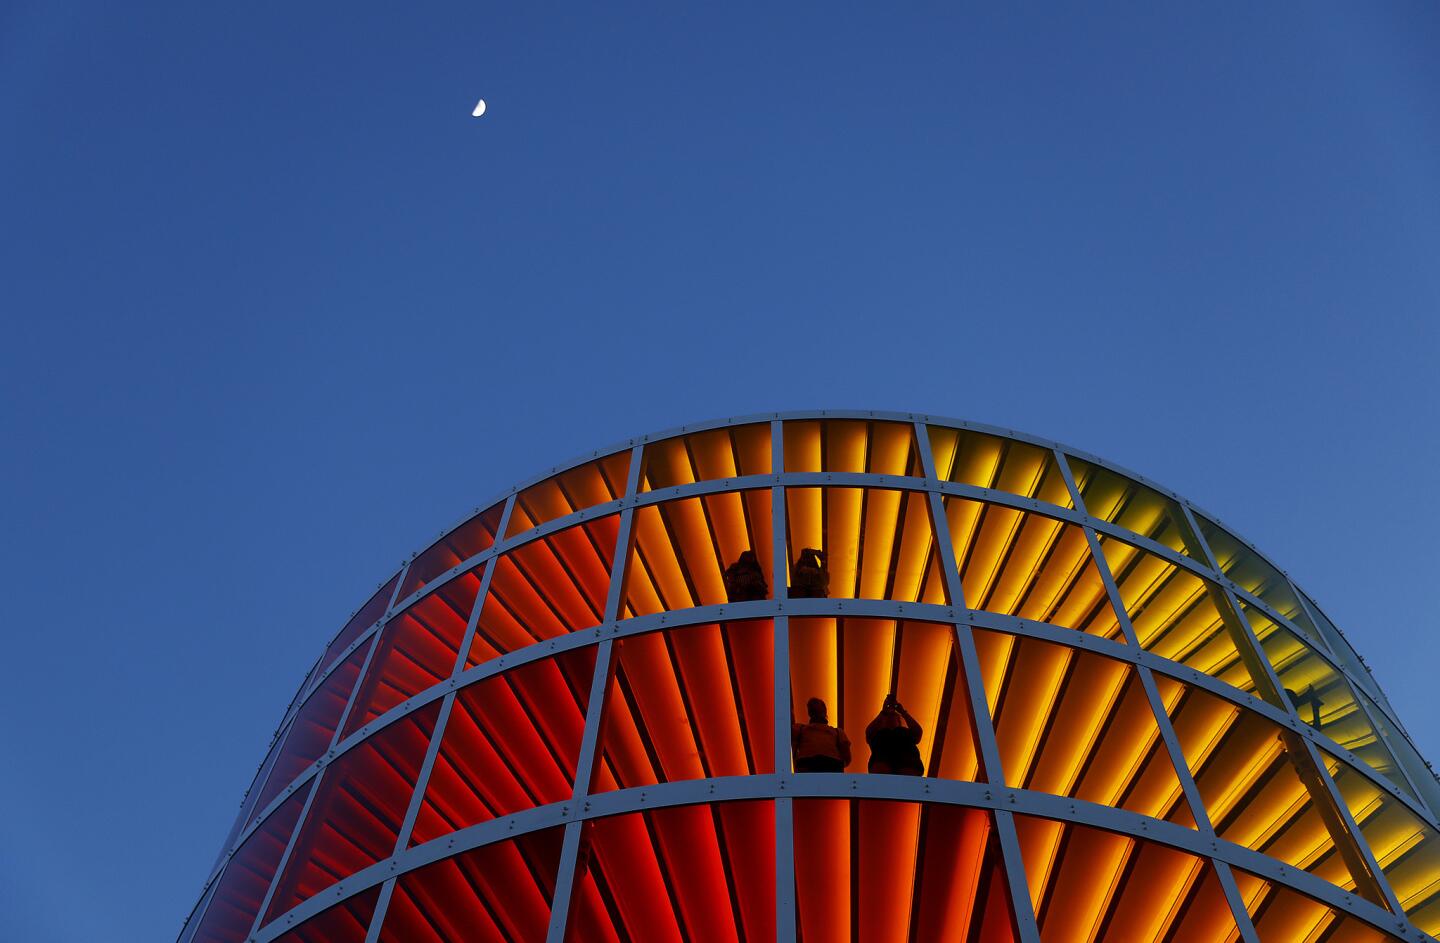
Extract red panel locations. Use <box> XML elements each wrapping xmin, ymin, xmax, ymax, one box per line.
<box><xmin>409</xmin><ymin>647</ymin><xmax>597</xmax><ymax>845</ymax></box>
<box><xmin>793</xmin><ymin>799</ymin><xmax>1015</xmax><ymax>943</ymax></box>
<box><xmin>399</xmin><ymin>503</ymin><xmax>503</xmax><ymax>600</ymax></box>
<box><xmin>270</xmin><ymin>887</ymin><xmax>378</xmax><ymax>943</ymax></box>
<box><xmin>266</xmin><ymin>702</ymin><xmax>439</xmax><ymax>921</ymax></box>
<box><xmin>251</xmin><ymin>646</ymin><xmax>366</xmax><ymax>819</ymax></box>
<box><xmin>379</xmin><ymin>828</ymin><xmax>566</xmax><ymax>943</ymax></box>
<box><xmin>192</xmin><ymin>783</ymin><xmax>313</xmax><ymax>943</ymax></box>
<box><xmin>468</xmin><ymin>516</ymin><xmax>620</xmax><ymax>664</ymax></box>
<box><xmin>320</xmin><ymin>574</ymin><xmax>398</xmax><ymax>675</ymax></box>
<box><xmin>564</xmin><ymin>801</ymin><xmax>775</xmax><ymax>943</ymax></box>
<box><xmin>594</xmin><ymin>621</ymin><xmax>774</xmax><ymax>792</ymax></box>
<box><xmin>344</xmin><ymin>570</ymin><xmax>482</xmax><ymax>736</ymax></box>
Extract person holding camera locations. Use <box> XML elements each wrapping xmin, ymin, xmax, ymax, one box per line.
<box><xmin>865</xmin><ymin>693</ymin><xmax>924</xmax><ymax>776</ymax></box>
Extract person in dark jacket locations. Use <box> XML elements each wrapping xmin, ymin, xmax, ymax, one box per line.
<box><xmin>789</xmin><ymin>548</ymin><xmax>829</xmax><ymax>598</ymax></box>
<box><xmin>792</xmin><ymin>697</ymin><xmax>851</xmax><ymax>772</ymax></box>
<box><xmin>866</xmin><ymin>694</ymin><xmax>924</xmax><ymax>776</ymax></box>
<box><xmin>723</xmin><ymin>550</ymin><xmax>768</xmax><ymax>602</ymax></box>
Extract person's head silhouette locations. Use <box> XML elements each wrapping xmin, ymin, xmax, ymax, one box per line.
<box><xmin>806</xmin><ymin>697</ymin><xmax>828</xmax><ymax>724</ymax></box>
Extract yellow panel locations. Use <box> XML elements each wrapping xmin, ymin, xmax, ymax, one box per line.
<box><xmin>928</xmin><ymin>425</ymin><xmax>1074</xmax><ymax>508</ymax></box>
<box><xmin>1195</xmin><ymin>515</ymin><xmax>1326</xmax><ymax>646</ymax></box>
<box><xmin>1016</xmin><ymin>815</ymin><xmax>1245</xmax><ymax>943</ymax></box>
<box><xmin>786</xmin><ymin>488</ymin><xmax>948</xmax><ymax>603</ymax></box>
<box><xmin>1165</xmin><ymin>683</ymin><xmax>1380</xmax><ymax>900</ymax></box>
<box><xmin>1232</xmin><ymin>867</ymin><xmax>1398</xmax><ymax>943</ymax></box>
<box><xmin>1069</xmin><ymin>456</ymin><xmax>1200</xmax><ymax>557</ymax></box>
<box><xmin>944</xmin><ymin>497</ymin><xmax>1119</xmax><ymax>636</ymax></box>
<box><xmin>1098</xmin><ymin>534</ymin><xmax>1268</xmax><ymax>696</ymax></box>
<box><xmin>1327</xmin><ymin>755</ymin><xmax>1440</xmax><ymax>936</ymax></box>
<box><xmin>977</xmin><ymin>630</ymin><xmax>1192</xmax><ymax>822</ymax></box>
<box><xmin>1245</xmin><ymin>604</ymin><xmax>1410</xmax><ymax>798</ymax></box>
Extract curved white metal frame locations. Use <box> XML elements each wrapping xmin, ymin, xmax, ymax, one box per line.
<box><xmin>178</xmin><ymin>410</ymin><xmax>1440</xmax><ymax>943</ymax></box>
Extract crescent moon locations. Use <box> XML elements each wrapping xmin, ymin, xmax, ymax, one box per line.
<box><xmin>472</xmin><ymin>99</ymin><xmax>487</xmax><ymax>117</ymax></box>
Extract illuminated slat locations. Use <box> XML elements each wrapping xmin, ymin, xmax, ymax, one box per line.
<box><xmin>786</xmin><ymin>488</ymin><xmax>947</xmax><ymax>603</ymax></box>
<box><xmin>622</xmin><ymin>492</ymin><xmax>772</xmax><ymax>618</ymax></box>
<box><xmin>1016</xmin><ymin>815</ymin><xmax>1244</xmax><ymax>943</ymax></box>
<box><xmin>467</xmin><ymin>516</ymin><xmax>619</xmax><ymax>664</ymax></box>
<box><xmin>944</xmin><ymin>497</ymin><xmax>1118</xmax><ymax>635</ymax></box>
<box><xmin>639</xmin><ymin>423</ymin><xmax>771</xmax><ymax>491</ymax></box>
<box><xmin>794</xmin><ymin>800</ymin><xmax>1016</xmax><ymax>943</ymax></box>
<box><xmin>400</xmin><ymin>503</ymin><xmax>503</xmax><ymax>600</ymax></box>
<box><xmin>507</xmin><ymin>452</ymin><xmax>630</xmax><ymax>538</ymax></box>
<box><xmin>1327</xmin><ymin>756</ymin><xmax>1440</xmax><ymax>936</ymax></box>
<box><xmin>410</xmin><ymin>649</ymin><xmax>594</xmax><ymax>845</ymax></box>
<box><xmin>1068</xmin><ymin>456</ymin><xmax>1199</xmax><ymax>557</ymax></box>
<box><xmin>1164</xmin><ymin>683</ymin><xmax>1378</xmax><ymax>898</ymax></box>
<box><xmin>251</xmin><ymin>647</ymin><xmax>366</xmax><ymax>820</ymax></box>
<box><xmin>789</xmin><ymin>618</ymin><xmax>979</xmax><ymax>779</ymax></box>
<box><xmin>930</xmin><ymin>426</ymin><xmax>1074</xmax><ymax>508</ymax></box>
<box><xmin>564</xmin><ymin>802</ymin><xmax>775</xmax><ymax>942</ymax></box>
<box><xmin>380</xmin><ymin>829</ymin><xmax>563</xmax><ymax>943</ymax></box>
<box><xmin>193</xmin><ymin>786</ymin><xmax>313</xmax><ymax>943</ymax></box>
<box><xmin>345</xmin><ymin>573</ymin><xmax>481</xmax><ymax>735</ymax></box>
<box><xmin>595</xmin><ymin>622</ymin><xmax>773</xmax><ymax>791</ymax></box>
<box><xmin>268</xmin><ymin>703</ymin><xmax>438</xmax><ymax>920</ymax></box>
<box><xmin>783</xmin><ymin>419</ymin><xmax>920</xmax><ymax>475</ymax></box>
<box><xmin>270</xmin><ymin>888</ymin><xmax>378</xmax><ymax>943</ymax></box>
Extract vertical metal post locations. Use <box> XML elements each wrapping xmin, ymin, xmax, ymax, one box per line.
<box><xmin>770</xmin><ymin>418</ymin><xmax>797</xmax><ymax>942</ymax></box>
<box><xmin>917</xmin><ymin>421</ymin><xmax>1043</xmax><ymax>943</ymax></box>
<box><xmin>544</xmin><ymin>443</ymin><xmax>644</xmax><ymax>943</ymax></box>
<box><xmin>1053</xmin><ymin>451</ymin><xmax>1264</xmax><ymax>943</ymax></box>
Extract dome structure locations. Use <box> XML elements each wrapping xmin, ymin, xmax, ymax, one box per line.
<box><xmin>180</xmin><ymin>411</ymin><xmax>1440</xmax><ymax>943</ymax></box>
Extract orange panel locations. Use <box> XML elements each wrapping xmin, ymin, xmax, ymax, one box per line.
<box><xmin>789</xmin><ymin>618</ymin><xmax>980</xmax><ymax>780</ymax></box>
<box><xmin>1014</xmin><ymin>814</ymin><xmax>1241</xmax><ymax>943</ymax></box>
<box><xmin>977</xmin><ymin>630</ymin><xmax>1192</xmax><ymax>822</ymax></box>
<box><xmin>794</xmin><ymin>800</ymin><xmax>1016</xmax><ymax>942</ymax></box>
<box><xmin>622</xmin><ymin>490</ymin><xmax>772</xmax><ymax>616</ymax></box>
<box><xmin>507</xmin><ymin>452</ymin><xmax>630</xmax><ymax>537</ymax></box>
<box><xmin>639</xmin><ymin>424</ymin><xmax>771</xmax><ymax>490</ymax></box>
<box><xmin>783</xmin><ymin>419</ymin><xmax>920</xmax><ymax>475</ymax></box>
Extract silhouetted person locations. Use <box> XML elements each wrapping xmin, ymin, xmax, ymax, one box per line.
<box><xmin>866</xmin><ymin>694</ymin><xmax>924</xmax><ymax>776</ymax></box>
<box><xmin>1285</xmin><ymin>686</ymin><xmax>1325</xmax><ymax>728</ymax></box>
<box><xmin>724</xmin><ymin>550</ymin><xmax>768</xmax><ymax>602</ymax></box>
<box><xmin>792</xmin><ymin>697</ymin><xmax>851</xmax><ymax>772</ymax></box>
<box><xmin>790</xmin><ymin>548</ymin><xmax>829</xmax><ymax>598</ymax></box>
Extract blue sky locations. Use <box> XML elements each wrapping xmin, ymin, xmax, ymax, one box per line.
<box><xmin>2</xmin><ymin>3</ymin><xmax>1438</xmax><ymax>941</ymax></box>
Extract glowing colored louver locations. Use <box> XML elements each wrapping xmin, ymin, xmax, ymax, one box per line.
<box><xmin>181</xmin><ymin>413</ymin><xmax>1440</xmax><ymax>943</ymax></box>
